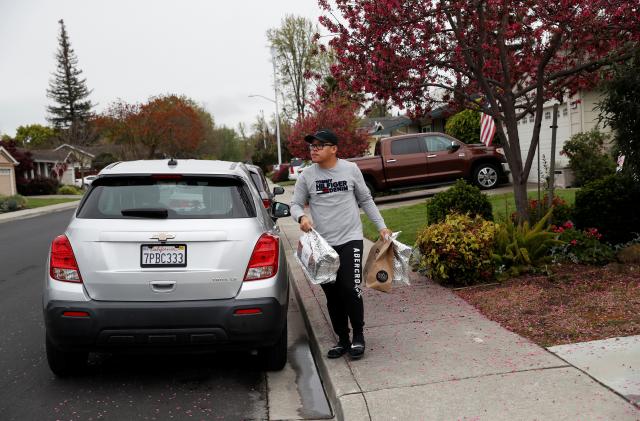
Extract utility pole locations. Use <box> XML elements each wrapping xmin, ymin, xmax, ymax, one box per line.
<box><xmin>260</xmin><ymin>109</ymin><xmax>266</xmax><ymax>149</ymax></box>
<box><xmin>271</xmin><ymin>47</ymin><xmax>282</xmax><ymax>166</ymax></box>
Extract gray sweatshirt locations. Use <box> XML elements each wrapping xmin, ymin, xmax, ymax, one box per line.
<box><xmin>290</xmin><ymin>159</ymin><xmax>387</xmax><ymax>246</ymax></box>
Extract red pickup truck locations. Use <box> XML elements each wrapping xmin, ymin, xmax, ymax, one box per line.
<box><xmin>349</xmin><ymin>133</ymin><xmax>509</xmax><ymax>194</ymax></box>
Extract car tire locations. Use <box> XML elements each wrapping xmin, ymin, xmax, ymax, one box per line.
<box><xmin>472</xmin><ymin>163</ymin><xmax>500</xmax><ymax>190</ymax></box>
<box><xmin>45</xmin><ymin>335</ymin><xmax>88</xmax><ymax>377</ymax></box>
<box><xmin>259</xmin><ymin>320</ymin><xmax>287</xmax><ymax>371</ymax></box>
<box><xmin>365</xmin><ymin>181</ymin><xmax>377</xmax><ymax>198</ymax></box>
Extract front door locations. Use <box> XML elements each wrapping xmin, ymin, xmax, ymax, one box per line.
<box><xmin>384</xmin><ymin>137</ymin><xmax>428</xmax><ymax>187</ymax></box>
<box><xmin>421</xmin><ymin>135</ymin><xmax>466</xmax><ymax>182</ymax></box>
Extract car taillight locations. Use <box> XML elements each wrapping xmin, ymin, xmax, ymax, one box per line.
<box><xmin>244</xmin><ymin>233</ymin><xmax>279</xmax><ymax>281</ymax></box>
<box><xmin>50</xmin><ymin>235</ymin><xmax>82</xmax><ymax>283</ymax></box>
<box><xmin>289</xmin><ymin>166</ymin><xmax>294</xmax><ymax>174</ymax></box>
<box><xmin>262</xmin><ymin>198</ymin><xmax>271</xmax><ymax>209</ymax></box>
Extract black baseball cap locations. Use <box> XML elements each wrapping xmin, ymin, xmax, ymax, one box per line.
<box><xmin>304</xmin><ymin>128</ymin><xmax>338</xmax><ymax>145</ymax></box>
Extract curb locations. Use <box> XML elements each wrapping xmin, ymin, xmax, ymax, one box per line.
<box><xmin>278</xmin><ymin>220</ymin><xmax>371</xmax><ymax>421</ymax></box>
<box><xmin>0</xmin><ymin>200</ymin><xmax>80</xmax><ymax>224</ymax></box>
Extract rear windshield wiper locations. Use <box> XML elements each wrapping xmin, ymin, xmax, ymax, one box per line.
<box><xmin>121</xmin><ymin>208</ymin><xmax>168</xmax><ymax>218</ymax></box>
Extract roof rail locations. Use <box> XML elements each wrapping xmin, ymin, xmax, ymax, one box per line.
<box><xmin>103</xmin><ymin>161</ymin><xmax>122</xmax><ymax>170</ymax></box>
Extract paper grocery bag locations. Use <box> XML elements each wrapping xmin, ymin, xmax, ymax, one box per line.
<box><xmin>364</xmin><ymin>237</ymin><xmax>394</xmax><ymax>292</ymax></box>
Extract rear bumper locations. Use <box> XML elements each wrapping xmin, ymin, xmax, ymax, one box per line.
<box><xmin>44</xmin><ymin>296</ymin><xmax>287</xmax><ymax>352</ymax></box>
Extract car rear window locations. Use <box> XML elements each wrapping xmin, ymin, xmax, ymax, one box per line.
<box><xmin>77</xmin><ymin>176</ymin><xmax>256</xmax><ymax>219</ymax></box>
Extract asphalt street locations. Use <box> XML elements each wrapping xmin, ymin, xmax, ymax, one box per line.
<box><xmin>0</xmin><ymin>209</ymin><xmax>330</xmax><ymax>421</ymax></box>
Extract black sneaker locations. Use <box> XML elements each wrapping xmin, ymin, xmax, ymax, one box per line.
<box><xmin>349</xmin><ymin>334</ymin><xmax>365</xmax><ymax>360</ymax></box>
<box><xmin>327</xmin><ymin>340</ymin><xmax>350</xmax><ymax>359</ymax></box>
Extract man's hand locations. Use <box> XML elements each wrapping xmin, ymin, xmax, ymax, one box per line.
<box><xmin>299</xmin><ymin>216</ymin><xmax>313</xmax><ymax>232</ymax></box>
<box><xmin>379</xmin><ymin>228</ymin><xmax>393</xmax><ymax>241</ymax></box>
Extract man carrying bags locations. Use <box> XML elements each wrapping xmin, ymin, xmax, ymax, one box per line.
<box><xmin>290</xmin><ymin>129</ymin><xmax>391</xmax><ymax>360</ymax></box>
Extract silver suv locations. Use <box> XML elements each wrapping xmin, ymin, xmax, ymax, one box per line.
<box><xmin>43</xmin><ymin>159</ymin><xmax>291</xmax><ymax>376</ymax></box>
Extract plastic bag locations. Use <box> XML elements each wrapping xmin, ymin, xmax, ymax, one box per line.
<box><xmin>295</xmin><ymin>229</ymin><xmax>340</xmax><ymax>285</ymax></box>
<box><xmin>390</xmin><ymin>232</ymin><xmax>412</xmax><ymax>286</ymax></box>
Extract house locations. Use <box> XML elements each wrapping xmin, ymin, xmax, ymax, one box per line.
<box><xmin>516</xmin><ymin>90</ymin><xmax>610</xmax><ymax>184</ymax></box>
<box><xmin>0</xmin><ymin>146</ymin><xmax>19</xmax><ymax>196</ymax></box>
<box><xmin>359</xmin><ymin>106</ymin><xmax>451</xmax><ymax>155</ymax></box>
<box><xmin>26</xmin><ymin>149</ymin><xmax>80</xmax><ymax>186</ymax></box>
<box><xmin>18</xmin><ymin>143</ymin><xmax>120</xmax><ymax>186</ymax></box>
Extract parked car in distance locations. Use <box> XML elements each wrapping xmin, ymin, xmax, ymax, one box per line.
<box><xmin>44</xmin><ymin>159</ymin><xmax>290</xmax><ymax>376</ymax></box>
<box><xmin>246</xmin><ymin>164</ymin><xmax>284</xmax><ymax>212</ymax></box>
<box><xmin>288</xmin><ymin>159</ymin><xmax>310</xmax><ymax>181</ymax></box>
<box><xmin>75</xmin><ymin>175</ymin><xmax>97</xmax><ymax>188</ymax></box>
<box><xmin>349</xmin><ymin>133</ymin><xmax>509</xmax><ymax>194</ymax></box>
<box><xmin>287</xmin><ymin>158</ymin><xmax>305</xmax><ymax>181</ymax></box>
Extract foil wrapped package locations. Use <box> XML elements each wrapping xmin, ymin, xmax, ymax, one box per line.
<box><xmin>390</xmin><ymin>232</ymin><xmax>412</xmax><ymax>286</ymax></box>
<box><xmin>295</xmin><ymin>229</ymin><xmax>340</xmax><ymax>285</ymax></box>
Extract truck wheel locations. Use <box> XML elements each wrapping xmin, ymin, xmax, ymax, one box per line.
<box><xmin>472</xmin><ymin>163</ymin><xmax>500</xmax><ymax>189</ymax></box>
<box><xmin>45</xmin><ymin>335</ymin><xmax>88</xmax><ymax>377</ymax></box>
<box><xmin>259</xmin><ymin>320</ymin><xmax>287</xmax><ymax>371</ymax></box>
<box><xmin>365</xmin><ymin>181</ymin><xmax>377</xmax><ymax>197</ymax></box>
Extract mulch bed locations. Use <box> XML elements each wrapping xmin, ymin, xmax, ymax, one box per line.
<box><xmin>455</xmin><ymin>264</ymin><xmax>640</xmax><ymax>347</ymax></box>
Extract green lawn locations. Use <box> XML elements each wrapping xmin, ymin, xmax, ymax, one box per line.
<box><xmin>25</xmin><ymin>198</ymin><xmax>79</xmax><ymax>209</ymax></box>
<box><xmin>362</xmin><ymin>188</ymin><xmax>578</xmax><ymax>246</ymax></box>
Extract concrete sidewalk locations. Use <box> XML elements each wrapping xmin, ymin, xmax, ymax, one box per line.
<box><xmin>273</xmin><ymin>191</ymin><xmax>639</xmax><ymax>420</ymax></box>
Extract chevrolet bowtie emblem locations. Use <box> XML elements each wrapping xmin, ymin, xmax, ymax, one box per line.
<box><xmin>150</xmin><ymin>232</ymin><xmax>175</xmax><ymax>242</ymax></box>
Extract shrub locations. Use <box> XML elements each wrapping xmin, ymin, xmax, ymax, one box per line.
<box><xmin>526</xmin><ymin>195</ymin><xmax>574</xmax><ymax>227</ymax></box>
<box><xmin>550</xmin><ymin>224</ymin><xmax>614</xmax><ymax>265</ymax></box>
<box><xmin>574</xmin><ymin>174</ymin><xmax>640</xmax><ymax>244</ymax></box>
<box><xmin>426</xmin><ymin>179</ymin><xmax>493</xmax><ymax>224</ymax></box>
<box><xmin>445</xmin><ymin>109</ymin><xmax>481</xmax><ymax>144</ymax></box>
<box><xmin>414</xmin><ymin>213</ymin><xmax>498</xmax><ymax>287</ymax></box>
<box><xmin>0</xmin><ymin>194</ymin><xmax>27</xmax><ymax>213</ymax></box>
<box><xmin>92</xmin><ymin>152</ymin><xmax>118</xmax><ymax>171</ymax></box>
<box><xmin>560</xmin><ymin>130</ymin><xmax>616</xmax><ymax>187</ymax></box>
<box><xmin>17</xmin><ymin>177</ymin><xmax>60</xmax><ymax>195</ymax></box>
<box><xmin>271</xmin><ymin>164</ymin><xmax>290</xmax><ymax>183</ymax></box>
<box><xmin>57</xmin><ymin>185</ymin><xmax>83</xmax><ymax>195</ymax></box>
<box><xmin>493</xmin><ymin>208</ymin><xmax>562</xmax><ymax>276</ymax></box>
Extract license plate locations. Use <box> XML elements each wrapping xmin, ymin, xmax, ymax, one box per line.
<box><xmin>141</xmin><ymin>244</ymin><xmax>187</xmax><ymax>267</ymax></box>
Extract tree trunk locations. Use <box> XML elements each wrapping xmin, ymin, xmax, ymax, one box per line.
<box><xmin>512</xmin><ymin>171</ymin><xmax>529</xmax><ymax>223</ymax></box>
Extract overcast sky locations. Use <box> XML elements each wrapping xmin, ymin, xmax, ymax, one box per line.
<box><xmin>0</xmin><ymin>0</ymin><xmax>324</xmax><ymax>137</ymax></box>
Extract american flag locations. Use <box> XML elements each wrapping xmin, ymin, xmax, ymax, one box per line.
<box><xmin>480</xmin><ymin>112</ymin><xmax>496</xmax><ymax>147</ymax></box>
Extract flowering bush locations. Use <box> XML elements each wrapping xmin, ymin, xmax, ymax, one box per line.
<box><xmin>551</xmin><ymin>223</ymin><xmax>614</xmax><ymax>265</ymax></box>
<box><xmin>526</xmin><ymin>195</ymin><xmax>574</xmax><ymax>227</ymax></box>
<box><xmin>271</xmin><ymin>164</ymin><xmax>290</xmax><ymax>183</ymax></box>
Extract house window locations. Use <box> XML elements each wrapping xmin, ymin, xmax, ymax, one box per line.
<box><xmin>529</xmin><ymin>115</ymin><xmax>534</xmax><ymax>123</ymax></box>
<box><xmin>563</xmin><ymin>107</ymin><xmax>568</xmax><ymax>117</ymax></box>
<box><xmin>545</xmin><ymin>111</ymin><xmax>551</xmax><ymax>120</ymax></box>
<box><xmin>421</xmin><ymin>126</ymin><xmax>432</xmax><ymax>133</ymax></box>
<box><xmin>0</xmin><ymin>168</ymin><xmax>11</xmax><ymax>175</ymax></box>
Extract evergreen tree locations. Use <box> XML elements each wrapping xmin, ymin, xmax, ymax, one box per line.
<box><xmin>47</xmin><ymin>19</ymin><xmax>93</xmax><ymax>130</ymax></box>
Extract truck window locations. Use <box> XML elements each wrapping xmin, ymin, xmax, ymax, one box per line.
<box><xmin>390</xmin><ymin>138</ymin><xmax>421</xmax><ymax>155</ymax></box>
<box><xmin>423</xmin><ymin>135</ymin><xmax>452</xmax><ymax>152</ymax></box>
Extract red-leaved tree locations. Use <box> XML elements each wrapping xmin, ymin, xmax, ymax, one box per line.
<box><xmin>288</xmin><ymin>94</ymin><xmax>370</xmax><ymax>160</ymax></box>
<box><xmin>97</xmin><ymin>95</ymin><xmax>205</xmax><ymax>159</ymax></box>
<box><xmin>320</xmin><ymin>0</ymin><xmax>640</xmax><ymax>218</ymax></box>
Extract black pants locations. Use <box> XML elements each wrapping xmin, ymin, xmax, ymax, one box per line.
<box><xmin>321</xmin><ymin>240</ymin><xmax>364</xmax><ymax>342</ymax></box>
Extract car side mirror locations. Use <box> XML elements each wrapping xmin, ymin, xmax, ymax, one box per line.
<box><xmin>273</xmin><ymin>186</ymin><xmax>284</xmax><ymax>195</ymax></box>
<box><xmin>272</xmin><ymin>202</ymin><xmax>290</xmax><ymax>219</ymax></box>
<box><xmin>448</xmin><ymin>142</ymin><xmax>461</xmax><ymax>152</ymax></box>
